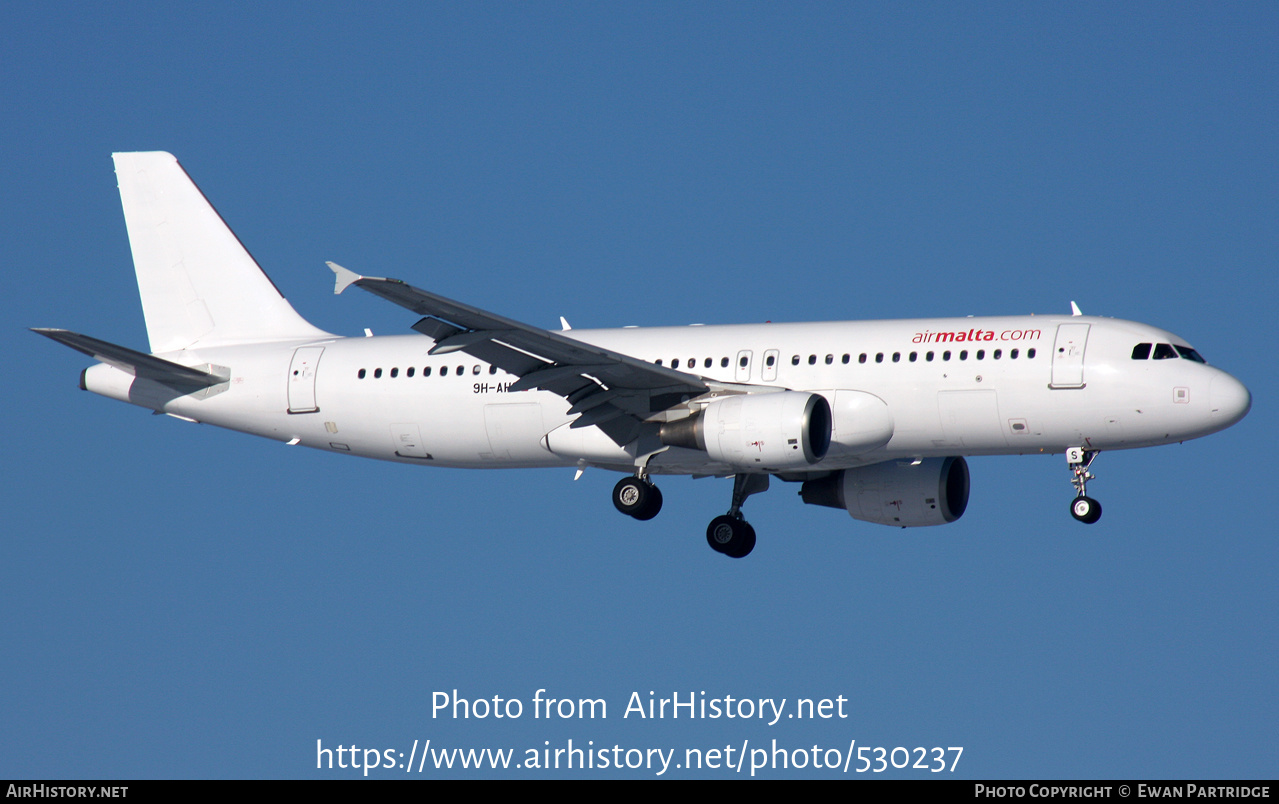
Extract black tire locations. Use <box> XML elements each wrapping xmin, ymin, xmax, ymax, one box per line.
<box><xmin>1070</xmin><ymin>496</ymin><xmax>1102</xmax><ymax>524</ymax></box>
<box><xmin>706</xmin><ymin>515</ymin><xmax>755</xmax><ymax>557</ymax></box>
<box><xmin>631</xmin><ymin>484</ymin><xmax>663</xmax><ymax>521</ymax></box>
<box><xmin>724</xmin><ymin>522</ymin><xmax>756</xmax><ymax>558</ymax></box>
<box><xmin>613</xmin><ymin>476</ymin><xmax>659</xmax><ymax>519</ymax></box>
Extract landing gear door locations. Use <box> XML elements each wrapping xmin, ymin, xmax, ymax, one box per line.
<box><xmin>287</xmin><ymin>346</ymin><xmax>324</xmax><ymax>413</ymax></box>
<box><xmin>1049</xmin><ymin>324</ymin><xmax>1090</xmax><ymax>389</ymax></box>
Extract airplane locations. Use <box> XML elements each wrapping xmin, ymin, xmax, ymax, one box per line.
<box><xmin>34</xmin><ymin>152</ymin><xmax>1252</xmax><ymax>558</ymax></box>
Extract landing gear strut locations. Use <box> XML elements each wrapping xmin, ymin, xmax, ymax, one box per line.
<box><xmin>706</xmin><ymin>474</ymin><xmax>768</xmax><ymax>558</ymax></box>
<box><xmin>1066</xmin><ymin>447</ymin><xmax>1102</xmax><ymax>524</ymax></box>
<box><xmin>613</xmin><ymin>475</ymin><xmax>662</xmax><ymax>521</ymax></box>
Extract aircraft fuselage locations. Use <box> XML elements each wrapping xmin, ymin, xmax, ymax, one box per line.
<box><xmin>83</xmin><ymin>314</ymin><xmax>1250</xmax><ymax>474</ymax></box>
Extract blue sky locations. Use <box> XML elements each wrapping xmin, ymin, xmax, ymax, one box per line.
<box><xmin>3</xmin><ymin>3</ymin><xmax>1275</xmax><ymax>778</ymax></box>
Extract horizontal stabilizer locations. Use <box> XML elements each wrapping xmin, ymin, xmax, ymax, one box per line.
<box><xmin>31</xmin><ymin>328</ymin><xmax>227</xmax><ymax>387</ymax></box>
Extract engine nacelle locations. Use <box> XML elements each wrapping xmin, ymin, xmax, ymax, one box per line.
<box><xmin>800</xmin><ymin>456</ymin><xmax>969</xmax><ymax>527</ymax></box>
<box><xmin>661</xmin><ymin>391</ymin><xmax>831</xmax><ymax>471</ymax></box>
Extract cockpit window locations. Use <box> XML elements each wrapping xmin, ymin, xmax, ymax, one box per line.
<box><xmin>1175</xmin><ymin>345</ymin><xmax>1206</xmax><ymax>364</ymax></box>
<box><xmin>1131</xmin><ymin>343</ymin><xmax>1152</xmax><ymax>360</ymax></box>
<box><xmin>1152</xmin><ymin>343</ymin><xmax>1178</xmax><ymax>360</ymax></box>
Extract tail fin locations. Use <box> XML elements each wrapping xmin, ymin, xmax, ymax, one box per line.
<box><xmin>113</xmin><ymin>152</ymin><xmax>330</xmax><ymax>353</ymax></box>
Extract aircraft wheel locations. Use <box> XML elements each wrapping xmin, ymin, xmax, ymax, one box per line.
<box><xmin>613</xmin><ymin>476</ymin><xmax>659</xmax><ymax>519</ymax></box>
<box><xmin>728</xmin><ymin>522</ymin><xmax>756</xmax><ymax>558</ymax></box>
<box><xmin>632</xmin><ymin>484</ymin><xmax>663</xmax><ymax>521</ymax></box>
<box><xmin>706</xmin><ymin>515</ymin><xmax>756</xmax><ymax>558</ymax></box>
<box><xmin>1070</xmin><ymin>496</ymin><xmax>1102</xmax><ymax>524</ymax></box>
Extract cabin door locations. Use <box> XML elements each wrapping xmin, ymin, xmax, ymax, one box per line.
<box><xmin>1049</xmin><ymin>324</ymin><xmax>1090</xmax><ymax>389</ymax></box>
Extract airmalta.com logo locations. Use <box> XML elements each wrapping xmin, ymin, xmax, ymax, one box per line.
<box><xmin>911</xmin><ymin>328</ymin><xmax>1042</xmax><ymax>344</ymax></box>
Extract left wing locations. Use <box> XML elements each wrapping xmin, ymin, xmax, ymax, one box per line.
<box><xmin>329</xmin><ymin>263</ymin><xmax>713</xmax><ymax>443</ymax></box>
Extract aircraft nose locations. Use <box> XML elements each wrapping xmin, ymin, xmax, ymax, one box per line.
<box><xmin>1209</xmin><ymin>372</ymin><xmax>1251</xmax><ymax>427</ymax></box>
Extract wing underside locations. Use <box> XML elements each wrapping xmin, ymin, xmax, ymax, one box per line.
<box><xmin>329</xmin><ymin>263</ymin><xmax>711</xmax><ymax>444</ymax></box>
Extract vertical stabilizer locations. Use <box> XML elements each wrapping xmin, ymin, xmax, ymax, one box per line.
<box><xmin>113</xmin><ymin>152</ymin><xmax>330</xmax><ymax>353</ymax></box>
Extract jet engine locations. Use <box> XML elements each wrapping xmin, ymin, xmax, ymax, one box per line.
<box><xmin>799</xmin><ymin>456</ymin><xmax>969</xmax><ymax>527</ymax></box>
<box><xmin>660</xmin><ymin>391</ymin><xmax>831</xmax><ymax>471</ymax></box>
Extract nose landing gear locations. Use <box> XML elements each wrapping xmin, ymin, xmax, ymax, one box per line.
<box><xmin>1067</xmin><ymin>447</ymin><xmax>1102</xmax><ymax>524</ymax></box>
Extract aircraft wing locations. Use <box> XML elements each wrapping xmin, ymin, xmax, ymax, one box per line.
<box><xmin>329</xmin><ymin>263</ymin><xmax>710</xmax><ymax>442</ymax></box>
<box><xmin>31</xmin><ymin>328</ymin><xmax>228</xmax><ymax>387</ymax></box>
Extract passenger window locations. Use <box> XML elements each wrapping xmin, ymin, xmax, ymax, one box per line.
<box><xmin>959</xmin><ymin>350</ymin><xmax>968</xmax><ymax>360</ymax></box>
<box><xmin>976</xmin><ymin>350</ymin><xmax>984</xmax><ymax>360</ymax></box>
<box><xmin>1010</xmin><ymin>349</ymin><xmax>1019</xmax><ymax>359</ymax></box>
<box><xmin>766</xmin><ymin>355</ymin><xmax>775</xmax><ymax>367</ymax></box>
<box><xmin>490</xmin><ymin>365</ymin><xmax>498</xmax><ymax>374</ymax></box>
<box><xmin>705</xmin><ymin>357</ymin><xmax>713</xmax><ymax>368</ymax></box>
<box><xmin>672</xmin><ymin>359</ymin><xmax>680</xmax><ymax>369</ymax></box>
<box><xmin>926</xmin><ymin>351</ymin><xmax>934</xmax><ymax>362</ymax></box>
<box><xmin>808</xmin><ymin>354</ymin><xmax>817</xmax><ymax>365</ymax></box>
<box><xmin>424</xmin><ymin>366</ymin><xmax>432</xmax><ymax>377</ymax></box>
<box><xmin>358</xmin><ymin>368</ymin><xmax>366</xmax><ymax>379</ymax></box>
<box><xmin>655</xmin><ymin>359</ymin><xmax>663</xmax><ymax>366</ymax></box>
<box><xmin>407</xmin><ymin>367</ymin><xmax>415</xmax><ymax>377</ymax></box>
<box><xmin>892</xmin><ymin>352</ymin><xmax>900</xmax><ymax>362</ymax></box>
<box><xmin>1131</xmin><ymin>343</ymin><xmax>1152</xmax><ymax>360</ymax></box>
<box><xmin>875</xmin><ymin>353</ymin><xmax>884</xmax><ymax>363</ymax></box>
<box><xmin>993</xmin><ymin>349</ymin><xmax>1001</xmax><ymax>359</ymax></box>
<box><xmin>791</xmin><ymin>355</ymin><xmax>800</xmax><ymax>366</ymax></box>
<box><xmin>473</xmin><ymin>365</ymin><xmax>481</xmax><ymax>375</ymax></box>
<box><xmin>825</xmin><ymin>354</ymin><xmax>833</xmax><ymax>365</ymax></box>
<box><xmin>909</xmin><ymin>352</ymin><xmax>917</xmax><ymax>362</ymax></box>
<box><xmin>943</xmin><ymin>351</ymin><xmax>951</xmax><ymax>361</ymax></box>
<box><xmin>721</xmin><ymin>357</ymin><xmax>730</xmax><ymax>368</ymax></box>
<box><xmin>739</xmin><ymin>356</ymin><xmax>749</xmax><ymax>368</ymax></box>
<box><xmin>841</xmin><ymin>354</ymin><xmax>850</xmax><ymax>364</ymax></box>
<box><xmin>1153</xmin><ymin>343</ymin><xmax>1177</xmax><ymax>360</ymax></box>
<box><xmin>390</xmin><ymin>367</ymin><xmax>399</xmax><ymax>378</ymax></box>
<box><xmin>374</xmin><ymin>368</ymin><xmax>383</xmax><ymax>378</ymax></box>
<box><xmin>859</xmin><ymin>353</ymin><xmax>867</xmax><ymax>364</ymax></box>
<box><xmin>1027</xmin><ymin>348</ymin><xmax>1036</xmax><ymax>359</ymax></box>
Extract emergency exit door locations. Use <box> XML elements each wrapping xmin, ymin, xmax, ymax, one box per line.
<box><xmin>287</xmin><ymin>346</ymin><xmax>324</xmax><ymax>413</ymax></box>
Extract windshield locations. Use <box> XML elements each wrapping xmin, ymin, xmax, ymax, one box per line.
<box><xmin>1174</xmin><ymin>345</ymin><xmax>1207</xmax><ymax>364</ymax></box>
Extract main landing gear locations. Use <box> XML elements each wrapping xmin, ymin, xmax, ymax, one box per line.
<box><xmin>612</xmin><ymin>475</ymin><xmax>663</xmax><ymax>521</ymax></box>
<box><xmin>706</xmin><ymin>474</ymin><xmax>769</xmax><ymax>559</ymax></box>
<box><xmin>1066</xmin><ymin>447</ymin><xmax>1102</xmax><ymax>524</ymax></box>
<box><xmin>611</xmin><ymin>472</ymin><xmax>768</xmax><ymax>558</ymax></box>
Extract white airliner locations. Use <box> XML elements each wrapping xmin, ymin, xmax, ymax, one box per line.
<box><xmin>36</xmin><ymin>152</ymin><xmax>1252</xmax><ymax>558</ymax></box>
